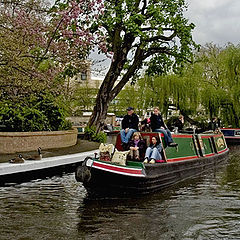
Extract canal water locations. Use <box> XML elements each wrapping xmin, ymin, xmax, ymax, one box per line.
<box><xmin>1</xmin><ymin>146</ymin><xmax>240</xmax><ymax>240</ymax></box>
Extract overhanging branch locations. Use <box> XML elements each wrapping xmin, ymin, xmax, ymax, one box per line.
<box><xmin>146</xmin><ymin>31</ymin><xmax>177</xmax><ymax>42</ymax></box>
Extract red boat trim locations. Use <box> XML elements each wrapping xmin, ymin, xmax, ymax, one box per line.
<box><xmin>92</xmin><ymin>161</ymin><xmax>145</xmax><ymax>177</ymax></box>
<box><xmin>167</xmin><ymin>155</ymin><xmax>199</xmax><ymax>162</ymax></box>
<box><xmin>218</xmin><ymin>148</ymin><xmax>228</xmax><ymax>154</ymax></box>
<box><xmin>201</xmin><ymin>135</ymin><xmax>212</xmax><ymax>139</ymax></box>
<box><xmin>172</xmin><ymin>134</ymin><xmax>193</xmax><ymax>138</ymax></box>
<box><xmin>225</xmin><ymin>136</ymin><xmax>240</xmax><ymax>139</ymax></box>
<box><xmin>205</xmin><ymin>153</ymin><xmax>215</xmax><ymax>157</ymax></box>
<box><xmin>214</xmin><ymin>134</ymin><xmax>224</xmax><ymax>137</ymax></box>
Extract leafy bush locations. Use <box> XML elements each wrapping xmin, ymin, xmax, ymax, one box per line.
<box><xmin>0</xmin><ymin>94</ymin><xmax>72</xmax><ymax>132</ymax></box>
<box><xmin>84</xmin><ymin>126</ymin><xmax>107</xmax><ymax>143</ymax></box>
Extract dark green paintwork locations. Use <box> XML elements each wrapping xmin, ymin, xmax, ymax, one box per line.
<box><xmin>165</xmin><ymin>136</ymin><xmax>197</xmax><ymax>160</ymax></box>
<box><xmin>126</xmin><ymin>160</ymin><xmax>144</xmax><ymax>168</ymax></box>
<box><xmin>201</xmin><ymin>136</ymin><xmax>214</xmax><ymax>155</ymax></box>
<box><xmin>98</xmin><ymin>133</ymin><xmax>227</xmax><ymax>166</ymax></box>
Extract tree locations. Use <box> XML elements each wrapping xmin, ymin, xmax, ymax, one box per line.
<box><xmin>0</xmin><ymin>0</ymin><xmax>104</xmax><ymax>132</ymax></box>
<box><xmin>198</xmin><ymin>43</ymin><xmax>240</xmax><ymax>127</ymax></box>
<box><xmin>144</xmin><ymin>43</ymin><xmax>240</xmax><ymax>128</ymax></box>
<box><xmin>0</xmin><ymin>0</ymin><xmax>101</xmax><ymax>102</ymax></box>
<box><xmin>47</xmin><ymin>0</ymin><xmax>197</xmax><ymax>132</ymax></box>
<box><xmin>85</xmin><ymin>0</ymin><xmax>196</xmax><ymax>131</ymax></box>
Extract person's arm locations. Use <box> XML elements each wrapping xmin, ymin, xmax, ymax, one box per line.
<box><xmin>150</xmin><ymin>115</ymin><xmax>156</xmax><ymax>130</ymax></box>
<box><xmin>128</xmin><ymin>140</ymin><xmax>134</xmax><ymax>149</ymax></box>
<box><xmin>122</xmin><ymin>116</ymin><xmax>127</xmax><ymax>129</ymax></box>
<box><xmin>135</xmin><ymin>115</ymin><xmax>139</xmax><ymax>130</ymax></box>
<box><xmin>160</xmin><ymin>115</ymin><xmax>167</xmax><ymax>129</ymax></box>
<box><xmin>156</xmin><ymin>143</ymin><xmax>163</xmax><ymax>152</ymax></box>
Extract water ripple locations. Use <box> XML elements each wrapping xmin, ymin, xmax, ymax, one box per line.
<box><xmin>1</xmin><ymin>151</ymin><xmax>240</xmax><ymax>239</ymax></box>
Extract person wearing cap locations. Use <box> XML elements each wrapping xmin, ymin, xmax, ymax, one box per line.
<box><xmin>120</xmin><ymin>107</ymin><xmax>139</xmax><ymax>149</ymax></box>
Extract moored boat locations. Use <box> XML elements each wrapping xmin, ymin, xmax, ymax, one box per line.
<box><xmin>75</xmin><ymin>132</ymin><xmax>229</xmax><ymax>196</ymax></box>
<box><xmin>221</xmin><ymin>128</ymin><xmax>240</xmax><ymax>145</ymax></box>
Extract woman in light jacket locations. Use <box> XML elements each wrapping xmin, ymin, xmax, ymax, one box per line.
<box><xmin>144</xmin><ymin>136</ymin><xmax>163</xmax><ymax>164</ymax></box>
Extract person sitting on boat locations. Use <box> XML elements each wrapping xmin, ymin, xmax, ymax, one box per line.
<box><xmin>120</xmin><ymin>107</ymin><xmax>139</xmax><ymax>150</ymax></box>
<box><xmin>141</xmin><ymin>117</ymin><xmax>151</xmax><ymax>132</ymax></box>
<box><xmin>208</xmin><ymin>117</ymin><xmax>220</xmax><ymax>132</ymax></box>
<box><xmin>173</xmin><ymin>115</ymin><xmax>184</xmax><ymax>133</ymax></box>
<box><xmin>150</xmin><ymin>107</ymin><xmax>178</xmax><ymax>147</ymax></box>
<box><xmin>144</xmin><ymin>136</ymin><xmax>164</xmax><ymax>164</ymax></box>
<box><xmin>127</xmin><ymin>132</ymin><xmax>146</xmax><ymax>161</ymax></box>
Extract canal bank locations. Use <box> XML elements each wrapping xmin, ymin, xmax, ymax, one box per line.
<box><xmin>0</xmin><ymin>139</ymin><xmax>100</xmax><ymax>185</ymax></box>
<box><xmin>0</xmin><ymin>139</ymin><xmax>100</xmax><ymax>163</ymax></box>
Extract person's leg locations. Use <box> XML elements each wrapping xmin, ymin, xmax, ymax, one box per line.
<box><xmin>130</xmin><ymin>149</ymin><xmax>134</xmax><ymax>159</ymax></box>
<box><xmin>120</xmin><ymin>129</ymin><xmax>127</xmax><ymax>143</ymax></box>
<box><xmin>154</xmin><ymin>129</ymin><xmax>171</xmax><ymax>145</ymax></box>
<box><xmin>151</xmin><ymin>148</ymin><xmax>162</xmax><ymax>160</ymax></box>
<box><xmin>165</xmin><ymin>129</ymin><xmax>178</xmax><ymax>146</ymax></box>
<box><xmin>133</xmin><ymin>149</ymin><xmax>140</xmax><ymax>160</ymax></box>
<box><xmin>145</xmin><ymin>147</ymin><xmax>152</xmax><ymax>159</ymax></box>
<box><xmin>125</xmin><ymin>129</ymin><xmax>137</xmax><ymax>143</ymax></box>
<box><xmin>165</xmin><ymin>129</ymin><xmax>173</xmax><ymax>143</ymax></box>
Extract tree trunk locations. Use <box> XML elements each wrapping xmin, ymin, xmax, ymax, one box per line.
<box><xmin>87</xmin><ymin>63</ymin><xmax>122</xmax><ymax>132</ymax></box>
<box><xmin>87</xmin><ymin>45</ymin><xmax>144</xmax><ymax>133</ymax></box>
<box><xmin>88</xmin><ymin>88</ymin><xmax>110</xmax><ymax>133</ymax></box>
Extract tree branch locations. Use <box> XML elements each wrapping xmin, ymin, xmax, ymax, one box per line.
<box><xmin>141</xmin><ymin>0</ymin><xmax>147</xmax><ymax>15</ymax></box>
<box><xmin>141</xmin><ymin>27</ymin><xmax>175</xmax><ymax>32</ymax></box>
<box><xmin>39</xmin><ymin>17</ymin><xmax>64</xmax><ymax>62</ymax></box>
<box><xmin>145</xmin><ymin>31</ymin><xmax>177</xmax><ymax>42</ymax></box>
<box><xmin>110</xmin><ymin>47</ymin><xmax>144</xmax><ymax>100</ymax></box>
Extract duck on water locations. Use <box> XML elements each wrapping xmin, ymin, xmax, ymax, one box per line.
<box><xmin>8</xmin><ymin>147</ymin><xmax>42</xmax><ymax>164</ymax></box>
<box><xmin>75</xmin><ymin>132</ymin><xmax>229</xmax><ymax>196</ymax></box>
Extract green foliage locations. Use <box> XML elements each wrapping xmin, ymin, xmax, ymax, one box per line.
<box><xmin>112</xmin><ymin>43</ymin><xmax>240</xmax><ymax>129</ymax></box>
<box><xmin>69</xmin><ymin>83</ymin><xmax>99</xmax><ymax>115</ymax></box>
<box><xmin>77</xmin><ymin>0</ymin><xmax>197</xmax><ymax>131</ymax></box>
<box><xmin>38</xmin><ymin>59</ymin><xmax>54</xmax><ymax>72</ymax></box>
<box><xmin>0</xmin><ymin>93</ymin><xmax>72</xmax><ymax>132</ymax></box>
<box><xmin>99</xmin><ymin>0</ymin><xmax>196</xmax><ymax>74</ymax></box>
<box><xmin>84</xmin><ymin>126</ymin><xmax>107</xmax><ymax>143</ymax></box>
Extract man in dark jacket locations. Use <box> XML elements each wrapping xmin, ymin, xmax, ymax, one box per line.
<box><xmin>150</xmin><ymin>107</ymin><xmax>177</xmax><ymax>147</ymax></box>
<box><xmin>120</xmin><ymin>107</ymin><xmax>139</xmax><ymax>147</ymax></box>
<box><xmin>173</xmin><ymin>115</ymin><xmax>184</xmax><ymax>132</ymax></box>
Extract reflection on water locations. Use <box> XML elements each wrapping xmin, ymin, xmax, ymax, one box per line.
<box><xmin>1</xmin><ymin>149</ymin><xmax>240</xmax><ymax>239</ymax></box>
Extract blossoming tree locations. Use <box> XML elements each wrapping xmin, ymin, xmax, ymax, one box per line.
<box><xmin>0</xmin><ymin>0</ymin><xmax>103</xmax><ymax>100</ymax></box>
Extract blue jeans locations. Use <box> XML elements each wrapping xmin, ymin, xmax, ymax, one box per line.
<box><xmin>120</xmin><ymin>129</ymin><xmax>137</xmax><ymax>144</ymax></box>
<box><xmin>145</xmin><ymin>147</ymin><xmax>162</xmax><ymax>160</ymax></box>
<box><xmin>153</xmin><ymin>128</ymin><xmax>173</xmax><ymax>146</ymax></box>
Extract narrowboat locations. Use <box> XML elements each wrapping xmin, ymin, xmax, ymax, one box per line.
<box><xmin>221</xmin><ymin>128</ymin><xmax>240</xmax><ymax>145</ymax></box>
<box><xmin>75</xmin><ymin>132</ymin><xmax>229</xmax><ymax>196</ymax></box>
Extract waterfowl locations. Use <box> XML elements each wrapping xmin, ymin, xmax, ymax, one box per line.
<box><xmin>25</xmin><ymin>147</ymin><xmax>42</xmax><ymax>160</ymax></box>
<box><xmin>9</xmin><ymin>154</ymin><xmax>25</xmax><ymax>164</ymax></box>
